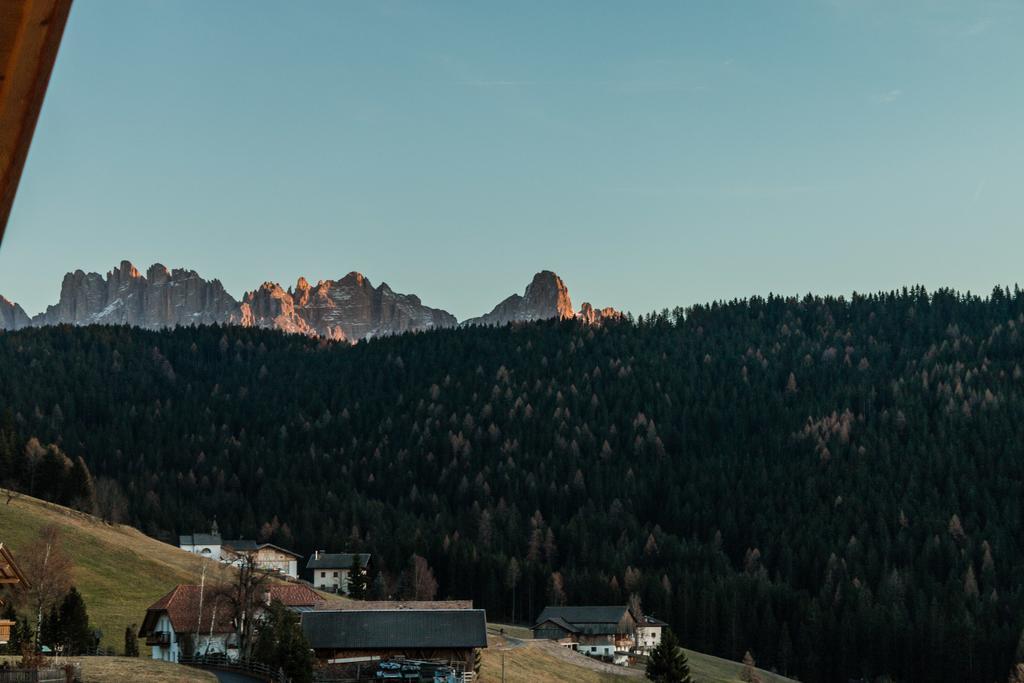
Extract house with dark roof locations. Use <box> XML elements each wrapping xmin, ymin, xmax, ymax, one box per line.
<box><xmin>532</xmin><ymin>605</ymin><xmax>637</xmax><ymax>662</ymax></box>
<box><xmin>139</xmin><ymin>583</ymin><xmax>325</xmax><ymax>662</ymax></box>
<box><xmin>0</xmin><ymin>543</ymin><xmax>29</xmax><ymax>645</ymax></box>
<box><xmin>301</xmin><ymin>609</ymin><xmax>487</xmax><ymax>675</ymax></box>
<box><xmin>635</xmin><ymin>614</ymin><xmax>669</xmax><ymax>654</ymax></box>
<box><xmin>179</xmin><ymin>520</ymin><xmax>223</xmax><ymax>559</ymax></box>
<box><xmin>306</xmin><ymin>551</ymin><xmax>370</xmax><ymax>594</ymax></box>
<box><xmin>179</xmin><ymin>534</ymin><xmax>223</xmax><ymax>560</ymax></box>
<box><xmin>222</xmin><ymin>540</ymin><xmax>302</xmax><ymax>579</ymax></box>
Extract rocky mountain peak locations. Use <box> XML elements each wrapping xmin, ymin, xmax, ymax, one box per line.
<box><xmin>4</xmin><ymin>261</ymin><xmax>613</xmax><ymax>340</ymax></box>
<box><xmin>577</xmin><ymin>302</ymin><xmax>621</xmax><ymax>325</ymax></box>
<box><xmin>115</xmin><ymin>260</ymin><xmax>140</xmax><ymax>279</ymax></box>
<box><xmin>523</xmin><ymin>270</ymin><xmax>574</xmax><ymax>319</ymax></box>
<box><xmin>0</xmin><ymin>295</ymin><xmax>31</xmax><ymax>330</ymax></box>
<box><xmin>463</xmin><ymin>270</ymin><xmax>588</xmax><ymax>328</ymax></box>
<box><xmin>242</xmin><ymin>282</ymin><xmax>314</xmax><ymax>337</ymax></box>
<box><xmin>339</xmin><ymin>271</ymin><xmax>369</xmax><ymax>288</ymax></box>
<box><xmin>146</xmin><ymin>263</ymin><xmax>171</xmax><ymax>285</ymax></box>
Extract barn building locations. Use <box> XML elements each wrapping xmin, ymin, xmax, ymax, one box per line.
<box><xmin>301</xmin><ymin>609</ymin><xmax>487</xmax><ymax>675</ymax></box>
<box><xmin>532</xmin><ymin>605</ymin><xmax>637</xmax><ymax>662</ymax></box>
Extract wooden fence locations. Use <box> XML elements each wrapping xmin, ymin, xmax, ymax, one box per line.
<box><xmin>179</xmin><ymin>654</ymin><xmax>286</xmax><ymax>682</ymax></box>
<box><xmin>0</xmin><ymin>664</ymin><xmax>80</xmax><ymax>683</ymax></box>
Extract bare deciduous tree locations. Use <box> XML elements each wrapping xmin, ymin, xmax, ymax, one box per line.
<box><xmin>405</xmin><ymin>554</ymin><xmax>438</xmax><ymax>601</ymax></box>
<box><xmin>94</xmin><ymin>477</ymin><xmax>130</xmax><ymax>524</ymax></box>
<box><xmin>16</xmin><ymin>525</ymin><xmax>73</xmax><ymax>649</ymax></box>
<box><xmin>212</xmin><ymin>555</ymin><xmax>272</xmax><ymax>660</ymax></box>
<box><xmin>23</xmin><ymin>437</ymin><xmax>46</xmax><ymax>497</ymax></box>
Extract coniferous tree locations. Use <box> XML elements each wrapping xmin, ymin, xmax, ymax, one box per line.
<box><xmin>646</xmin><ymin>629</ymin><xmax>692</xmax><ymax>683</ymax></box>
<box><xmin>252</xmin><ymin>600</ymin><xmax>313</xmax><ymax>683</ymax></box>
<box><xmin>125</xmin><ymin>624</ymin><xmax>140</xmax><ymax>657</ymax></box>
<box><xmin>56</xmin><ymin>587</ymin><xmax>92</xmax><ymax>655</ymax></box>
<box><xmin>740</xmin><ymin>650</ymin><xmax>762</xmax><ymax>683</ymax></box>
<box><xmin>4</xmin><ymin>289</ymin><xmax>1024</xmax><ymax>682</ymax></box>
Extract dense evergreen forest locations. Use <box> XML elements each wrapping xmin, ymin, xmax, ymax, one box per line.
<box><xmin>3</xmin><ymin>286</ymin><xmax>1024</xmax><ymax>682</ymax></box>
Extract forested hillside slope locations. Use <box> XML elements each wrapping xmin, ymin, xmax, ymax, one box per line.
<box><xmin>2</xmin><ymin>286</ymin><xmax>1024</xmax><ymax>682</ymax></box>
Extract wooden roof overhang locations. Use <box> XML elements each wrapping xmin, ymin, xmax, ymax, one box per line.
<box><xmin>0</xmin><ymin>542</ymin><xmax>30</xmax><ymax>606</ymax></box>
<box><xmin>0</xmin><ymin>0</ymin><xmax>73</xmax><ymax>243</ymax></box>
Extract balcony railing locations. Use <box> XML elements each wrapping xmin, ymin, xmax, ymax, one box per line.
<box><xmin>145</xmin><ymin>631</ymin><xmax>171</xmax><ymax>646</ymax></box>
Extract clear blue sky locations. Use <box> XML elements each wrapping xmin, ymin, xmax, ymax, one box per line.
<box><xmin>2</xmin><ymin>0</ymin><xmax>1022</xmax><ymax>320</ymax></box>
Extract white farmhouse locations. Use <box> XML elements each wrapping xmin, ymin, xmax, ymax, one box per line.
<box><xmin>138</xmin><ymin>583</ymin><xmax>324</xmax><ymax>662</ymax></box>
<box><xmin>306</xmin><ymin>551</ymin><xmax>370</xmax><ymax>594</ymax></box>
<box><xmin>138</xmin><ymin>584</ymin><xmax>237</xmax><ymax>662</ymax></box>
<box><xmin>635</xmin><ymin>614</ymin><xmax>668</xmax><ymax>654</ymax></box>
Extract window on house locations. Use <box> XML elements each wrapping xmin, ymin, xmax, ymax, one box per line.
<box><xmin>321</xmin><ymin>571</ymin><xmax>326</xmax><ymax>578</ymax></box>
<box><xmin>333</xmin><ymin>571</ymin><xmax>338</xmax><ymax>577</ymax></box>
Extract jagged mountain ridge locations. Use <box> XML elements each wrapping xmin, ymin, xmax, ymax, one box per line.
<box><xmin>0</xmin><ymin>295</ymin><xmax>30</xmax><ymax>330</ymax></box>
<box><xmin>0</xmin><ymin>261</ymin><xmax>617</xmax><ymax>340</ymax></box>
<box><xmin>31</xmin><ymin>261</ymin><xmax>245</xmax><ymax>329</ymax></box>
<box><xmin>462</xmin><ymin>270</ymin><xmax>619</xmax><ymax>327</ymax></box>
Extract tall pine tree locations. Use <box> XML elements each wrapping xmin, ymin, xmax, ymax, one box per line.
<box><xmin>646</xmin><ymin>629</ymin><xmax>692</xmax><ymax>683</ymax></box>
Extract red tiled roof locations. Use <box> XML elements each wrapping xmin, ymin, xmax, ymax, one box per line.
<box><xmin>140</xmin><ymin>585</ymin><xmax>235</xmax><ymax>636</ymax></box>
<box><xmin>268</xmin><ymin>583</ymin><xmax>324</xmax><ymax>607</ymax></box>
<box><xmin>139</xmin><ymin>583</ymin><xmax>324</xmax><ymax>637</ymax></box>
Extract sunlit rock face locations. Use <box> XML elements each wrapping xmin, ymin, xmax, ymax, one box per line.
<box><xmin>576</xmin><ymin>302</ymin><xmax>621</xmax><ymax>325</ymax></box>
<box><xmin>0</xmin><ymin>295</ymin><xmax>30</xmax><ymax>330</ymax></box>
<box><xmin>6</xmin><ymin>262</ymin><xmax>616</xmax><ymax>340</ymax></box>
<box><xmin>30</xmin><ymin>260</ymin><xmax>243</xmax><ymax>329</ymax></box>
<box><xmin>242</xmin><ymin>282</ymin><xmax>317</xmax><ymax>337</ymax></box>
<box><xmin>16</xmin><ymin>261</ymin><xmax>457</xmax><ymax>342</ymax></box>
<box><xmin>464</xmin><ymin>271</ymin><xmax>575</xmax><ymax>327</ymax></box>
<box><xmin>244</xmin><ymin>272</ymin><xmax>458</xmax><ymax>341</ymax></box>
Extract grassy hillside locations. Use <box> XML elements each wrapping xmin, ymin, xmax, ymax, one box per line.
<box><xmin>0</xmin><ymin>488</ymin><xmax>229</xmax><ymax>651</ymax></box>
<box><xmin>483</xmin><ymin>627</ymin><xmax>795</xmax><ymax>683</ymax></box>
<box><xmin>681</xmin><ymin>649</ymin><xmax>795</xmax><ymax>683</ymax></box>
<box><xmin>79</xmin><ymin>657</ymin><xmax>217</xmax><ymax>682</ymax></box>
<box><xmin>1</xmin><ymin>656</ymin><xmax>216</xmax><ymax>683</ymax></box>
<box><xmin>0</xmin><ymin>491</ymin><xmax>793</xmax><ymax>682</ymax></box>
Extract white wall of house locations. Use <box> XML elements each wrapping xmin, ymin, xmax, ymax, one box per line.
<box><xmin>149</xmin><ymin>614</ymin><xmax>180</xmax><ymax>662</ymax></box>
<box><xmin>180</xmin><ymin>543</ymin><xmax>222</xmax><ymax>561</ymax></box>
<box><xmin>227</xmin><ymin>548</ymin><xmax>299</xmax><ymax>579</ymax></box>
<box><xmin>191</xmin><ymin>632</ymin><xmax>239</xmax><ymax>661</ymax></box>
<box><xmin>636</xmin><ymin>625</ymin><xmax>662</xmax><ymax>651</ymax></box>
<box><xmin>582</xmin><ymin>643</ymin><xmax>614</xmax><ymax>658</ymax></box>
<box><xmin>313</xmin><ymin>568</ymin><xmax>351</xmax><ymax>593</ymax></box>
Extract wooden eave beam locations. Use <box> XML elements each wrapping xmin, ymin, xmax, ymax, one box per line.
<box><xmin>0</xmin><ymin>0</ymin><xmax>73</xmax><ymax>244</ymax></box>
